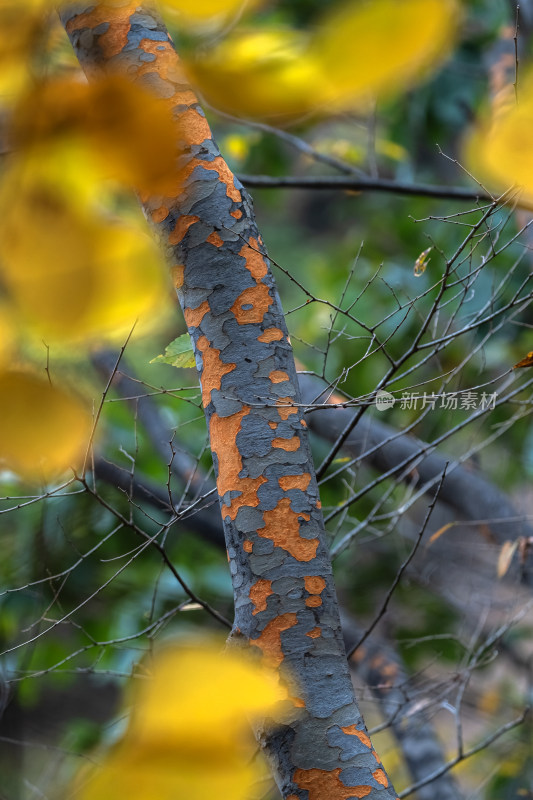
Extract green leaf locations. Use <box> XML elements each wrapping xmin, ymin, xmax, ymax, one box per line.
<box><xmin>150</xmin><ymin>334</ymin><xmax>196</xmax><ymax>369</ymax></box>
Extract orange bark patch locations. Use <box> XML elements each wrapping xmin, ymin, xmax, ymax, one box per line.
<box><xmin>171</xmin><ymin>265</ymin><xmax>184</xmax><ymax>289</ymax></box>
<box><xmin>180</xmin><ymin>155</ymin><xmax>241</xmax><ymax>202</ymax></box>
<box><xmin>210</xmin><ymin>407</ymin><xmax>267</xmax><ymax>520</ymax></box>
<box><xmin>276</xmin><ymin>398</ymin><xmax>298</xmax><ymax>420</ymax></box>
<box><xmin>239</xmin><ymin>239</ymin><xmax>268</xmax><ymax>280</ymax></box>
<box><xmin>272</xmin><ymin>436</ymin><xmax>300</xmax><ymax>452</ymax></box>
<box><xmin>231</xmin><ymin>283</ymin><xmax>272</xmax><ymax>324</ymax></box>
<box><xmin>169</xmin><ymin>214</ymin><xmax>200</xmax><ymax>245</ymax></box>
<box><xmin>231</xmin><ymin>209</ymin><xmax>242</xmax><ymax>219</ymax></box>
<box><xmin>258</xmin><ymin>327</ymin><xmax>284</xmax><ymax>343</ymax></box>
<box><xmin>250</xmin><ymin>613</ymin><xmax>298</xmax><ymax>668</ymax></box>
<box><xmin>306</xmin><ymin>627</ymin><xmax>321</xmax><ymax>638</ymax></box>
<box><xmin>294</xmin><ymin>768</ymin><xmax>372</xmax><ymax>800</ymax></box>
<box><xmin>206</xmin><ymin>230</ymin><xmax>224</xmax><ymax>247</ymax></box>
<box><xmin>250</xmin><ymin>579</ymin><xmax>273</xmax><ymax>615</ymax></box>
<box><xmin>268</xmin><ymin>422</ymin><xmax>277</xmax><ymax>430</ymax></box>
<box><xmin>304</xmin><ymin>576</ymin><xmax>326</xmax><ymax>595</ymax></box>
<box><xmin>305</xmin><ymin>596</ymin><xmax>322</xmax><ymax>607</ymax></box>
<box><xmin>196</xmin><ymin>335</ymin><xmax>236</xmax><ymax>406</ymax></box>
<box><xmin>259</xmin><ymin>498</ymin><xmax>317</xmax><ymax>561</ymax></box>
<box><xmin>300</xmin><ymin>419</ymin><xmax>307</xmax><ymax>427</ymax></box>
<box><xmin>372</xmin><ymin>769</ymin><xmax>388</xmax><ymax>788</ymax></box>
<box><xmin>341</xmin><ymin>725</ymin><xmax>372</xmax><ymax>749</ymax></box>
<box><xmin>65</xmin><ymin>4</ymin><xmax>133</xmax><ymax>59</ymax></box>
<box><xmin>151</xmin><ymin>205</ymin><xmax>169</xmax><ymax>223</ymax></box>
<box><xmin>243</xmin><ymin>540</ymin><xmax>253</xmax><ymax>553</ymax></box>
<box><xmin>279</xmin><ymin>473</ymin><xmax>311</xmax><ymax>491</ymax></box>
<box><xmin>270</xmin><ymin>370</ymin><xmax>290</xmax><ymax>384</ymax></box>
<box><xmin>184</xmin><ymin>300</ymin><xmax>210</xmax><ymax>328</ymax></box>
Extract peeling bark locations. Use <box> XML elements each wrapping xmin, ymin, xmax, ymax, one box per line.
<box><xmin>60</xmin><ymin>2</ymin><xmax>398</xmax><ymax>797</ymax></box>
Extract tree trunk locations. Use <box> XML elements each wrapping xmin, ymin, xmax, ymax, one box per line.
<box><xmin>60</xmin><ymin>3</ymin><xmax>398</xmax><ymax>798</ymax></box>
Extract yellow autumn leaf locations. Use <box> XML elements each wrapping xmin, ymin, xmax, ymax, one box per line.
<box><xmin>0</xmin><ymin>0</ymin><xmax>50</xmax><ymax>100</ymax></box>
<box><xmin>75</xmin><ymin>641</ymin><xmax>285</xmax><ymax>800</ymax></box>
<box><xmin>128</xmin><ymin>643</ymin><xmax>287</xmax><ymax>749</ymax></box>
<box><xmin>78</xmin><ymin>745</ymin><xmax>259</xmax><ymax>800</ymax></box>
<box><xmin>497</xmin><ymin>539</ymin><xmax>518</xmax><ymax>579</ymax></box>
<box><xmin>161</xmin><ymin>0</ymin><xmax>263</xmax><ymax>23</ymax></box>
<box><xmin>467</xmin><ymin>71</ymin><xmax>533</xmax><ymax>203</ymax></box>
<box><xmin>185</xmin><ymin>0</ymin><xmax>457</xmax><ymax>122</ymax></box>
<box><xmin>185</xmin><ymin>27</ymin><xmax>325</xmax><ymax>121</ymax></box>
<box><xmin>0</xmin><ymin>162</ymin><xmax>171</xmax><ymax>343</ymax></box>
<box><xmin>12</xmin><ymin>74</ymin><xmax>181</xmax><ymax>195</ymax></box>
<box><xmin>0</xmin><ymin>370</ymin><xmax>91</xmax><ymax>480</ymax></box>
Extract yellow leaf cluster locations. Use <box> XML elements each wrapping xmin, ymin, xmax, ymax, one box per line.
<box><xmin>185</xmin><ymin>0</ymin><xmax>459</xmax><ymax>122</ymax></box>
<box><xmin>76</xmin><ymin>642</ymin><xmax>287</xmax><ymax>800</ymax></box>
<box><xmin>162</xmin><ymin>0</ymin><xmax>263</xmax><ymax>24</ymax></box>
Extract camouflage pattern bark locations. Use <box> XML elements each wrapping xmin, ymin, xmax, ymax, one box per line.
<box><xmin>60</xmin><ymin>3</ymin><xmax>398</xmax><ymax>798</ymax></box>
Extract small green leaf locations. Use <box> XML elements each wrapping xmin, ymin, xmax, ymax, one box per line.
<box><xmin>150</xmin><ymin>334</ymin><xmax>196</xmax><ymax>369</ymax></box>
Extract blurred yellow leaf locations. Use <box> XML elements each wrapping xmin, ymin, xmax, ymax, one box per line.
<box><xmin>185</xmin><ymin>28</ymin><xmax>324</xmax><ymax>121</ymax></box>
<box><xmin>162</xmin><ymin>0</ymin><xmax>263</xmax><ymax>24</ymax></box>
<box><xmin>0</xmin><ymin>370</ymin><xmax>91</xmax><ymax>480</ymax></box>
<box><xmin>0</xmin><ymin>161</ymin><xmax>171</xmax><ymax>343</ymax></box>
<box><xmin>12</xmin><ymin>74</ymin><xmax>181</xmax><ymax>194</ymax></box>
<box><xmin>129</xmin><ymin>643</ymin><xmax>287</xmax><ymax>748</ymax></box>
<box><xmin>466</xmin><ymin>71</ymin><xmax>533</xmax><ymax>202</ymax></box>
<box><xmin>76</xmin><ymin>641</ymin><xmax>286</xmax><ymax>800</ymax></box>
<box><xmin>314</xmin><ymin>0</ymin><xmax>458</xmax><ymax>111</ymax></box>
<box><xmin>0</xmin><ymin>0</ymin><xmax>50</xmax><ymax>101</ymax></box>
<box><xmin>186</xmin><ymin>0</ymin><xmax>457</xmax><ymax>122</ymax></box>
<box><xmin>497</xmin><ymin>539</ymin><xmax>518</xmax><ymax>578</ymax></box>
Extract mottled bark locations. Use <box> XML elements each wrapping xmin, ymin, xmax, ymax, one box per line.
<box><xmin>60</xmin><ymin>3</ymin><xmax>397</xmax><ymax>798</ymax></box>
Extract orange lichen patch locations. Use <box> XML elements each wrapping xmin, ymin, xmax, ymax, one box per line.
<box><xmin>210</xmin><ymin>407</ymin><xmax>267</xmax><ymax>520</ymax></box>
<box><xmin>180</xmin><ymin>155</ymin><xmax>241</xmax><ymax>202</ymax></box>
<box><xmin>372</xmin><ymin>769</ymin><xmax>388</xmax><ymax>788</ymax></box>
<box><xmin>171</xmin><ymin>265</ymin><xmax>184</xmax><ymax>289</ymax></box>
<box><xmin>65</xmin><ymin>4</ymin><xmax>133</xmax><ymax>59</ymax></box>
<box><xmin>239</xmin><ymin>239</ymin><xmax>268</xmax><ymax>281</ymax></box>
<box><xmin>304</xmin><ymin>576</ymin><xmax>326</xmax><ymax>595</ymax></box>
<box><xmin>259</xmin><ymin>497</ymin><xmax>317</xmax><ymax>561</ymax></box>
<box><xmin>184</xmin><ymin>300</ymin><xmax>210</xmax><ymax>328</ymax></box>
<box><xmin>300</xmin><ymin>419</ymin><xmax>307</xmax><ymax>427</ymax></box>
<box><xmin>168</xmin><ymin>214</ymin><xmax>200</xmax><ymax>245</ymax></box>
<box><xmin>151</xmin><ymin>205</ymin><xmax>169</xmax><ymax>223</ymax></box>
<box><xmin>258</xmin><ymin>327</ymin><xmax>284</xmax><ymax>343</ymax></box>
<box><xmin>306</xmin><ymin>627</ymin><xmax>321</xmax><ymax>639</ymax></box>
<box><xmin>276</xmin><ymin>397</ymin><xmax>298</xmax><ymax>420</ymax></box>
<box><xmin>294</xmin><ymin>768</ymin><xmax>372</xmax><ymax>800</ymax></box>
<box><xmin>250</xmin><ymin>578</ymin><xmax>273</xmax><ymax>615</ymax></box>
<box><xmin>231</xmin><ymin>209</ymin><xmax>242</xmax><ymax>219</ymax></box>
<box><xmin>231</xmin><ymin>283</ymin><xmax>273</xmax><ymax>325</ymax></box>
<box><xmin>279</xmin><ymin>473</ymin><xmax>311</xmax><ymax>492</ymax></box>
<box><xmin>269</xmin><ymin>370</ymin><xmax>289</xmax><ymax>384</ymax></box>
<box><xmin>196</xmin><ymin>335</ymin><xmax>236</xmax><ymax>406</ymax></box>
<box><xmin>176</xmin><ymin>106</ymin><xmax>212</xmax><ymax>144</ymax></box>
<box><xmin>305</xmin><ymin>596</ymin><xmax>322</xmax><ymax>607</ymax></box>
<box><xmin>272</xmin><ymin>436</ymin><xmax>300</xmax><ymax>452</ymax></box>
<box><xmin>243</xmin><ymin>539</ymin><xmax>253</xmax><ymax>553</ymax></box>
<box><xmin>268</xmin><ymin>422</ymin><xmax>277</xmax><ymax>430</ymax></box>
<box><xmin>250</xmin><ymin>613</ymin><xmax>298</xmax><ymax>668</ymax></box>
<box><xmin>341</xmin><ymin>725</ymin><xmax>372</xmax><ymax>749</ymax></box>
<box><xmin>206</xmin><ymin>231</ymin><xmax>224</xmax><ymax>247</ymax></box>
<box><xmin>316</xmin><ymin>500</ymin><xmax>322</xmax><ymax>509</ymax></box>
